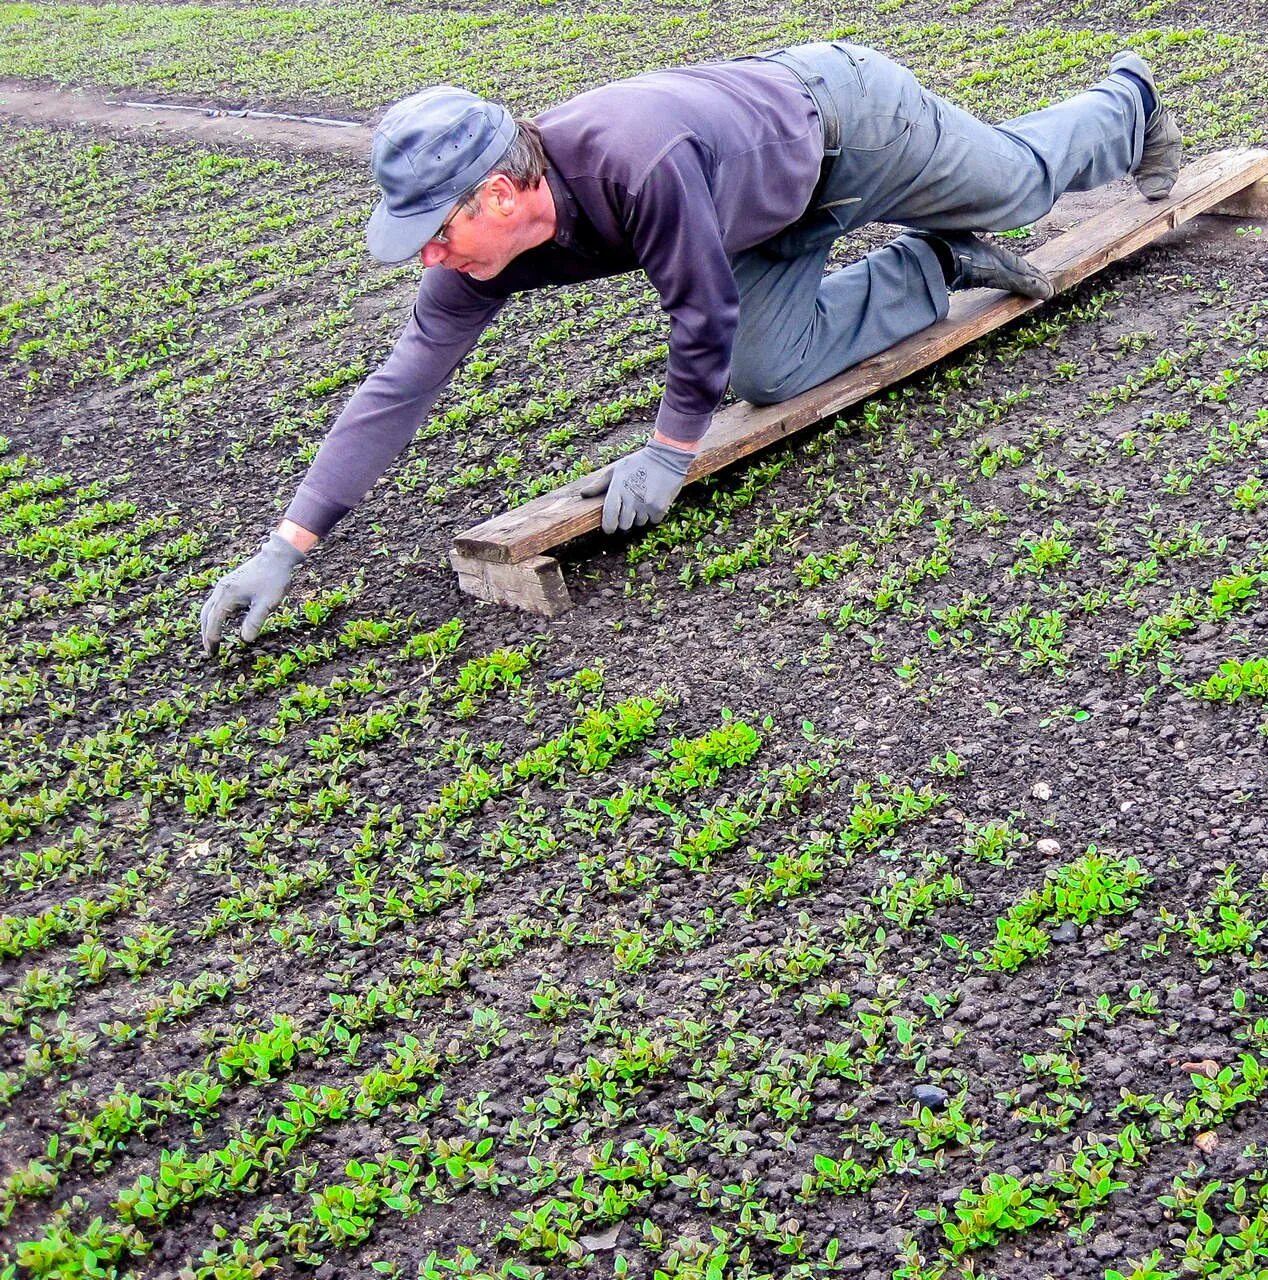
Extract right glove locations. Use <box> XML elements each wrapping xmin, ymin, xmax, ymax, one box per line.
<box><xmin>578</xmin><ymin>439</ymin><xmax>695</xmax><ymax>535</ymax></box>
<box><xmin>200</xmin><ymin>533</ymin><xmax>307</xmax><ymax>656</ymax></box>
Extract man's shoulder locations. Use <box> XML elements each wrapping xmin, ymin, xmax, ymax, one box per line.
<box><xmin>534</xmin><ymin>77</ymin><xmax>687</xmax><ymax>184</ymax></box>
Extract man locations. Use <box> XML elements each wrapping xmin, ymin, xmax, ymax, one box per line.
<box><xmin>200</xmin><ymin>40</ymin><xmax>1179</xmax><ymax>654</ymax></box>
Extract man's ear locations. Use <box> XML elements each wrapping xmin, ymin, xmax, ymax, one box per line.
<box><xmin>486</xmin><ymin>174</ymin><xmax>517</xmax><ymax>217</ymax></box>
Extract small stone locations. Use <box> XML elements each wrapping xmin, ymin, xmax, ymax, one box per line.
<box><xmin>1036</xmin><ymin>837</ymin><xmax>1061</xmax><ymax>856</ymax></box>
<box><xmin>1180</xmin><ymin>1059</ymin><xmax>1220</xmax><ymax>1078</ymax></box>
<box><xmin>1091</xmin><ymin>1232</ymin><xmax>1122</xmax><ymax>1261</ymax></box>
<box><xmin>913</xmin><ymin>1084</ymin><xmax>949</xmax><ymax>1110</ymax></box>
<box><xmin>1194</xmin><ymin>1131</ymin><xmax>1219</xmax><ymax>1156</ymax></box>
<box><xmin>178</xmin><ymin>839</ymin><xmax>212</xmax><ymax>867</ymax></box>
<box><xmin>1031</xmin><ymin>781</ymin><xmax>1053</xmax><ymax>801</ymax></box>
<box><xmin>1051</xmin><ymin>921</ymin><xmax>1080</xmax><ymax>944</ymax></box>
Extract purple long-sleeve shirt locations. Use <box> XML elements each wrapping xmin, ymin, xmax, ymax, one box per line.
<box><xmin>286</xmin><ymin>59</ymin><xmax>823</xmax><ymax>537</ymax></box>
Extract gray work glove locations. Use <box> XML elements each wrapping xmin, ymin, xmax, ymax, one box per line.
<box><xmin>579</xmin><ymin>440</ymin><xmax>695</xmax><ymax>535</ymax></box>
<box><xmin>200</xmin><ymin>533</ymin><xmax>306</xmax><ymax>656</ymax></box>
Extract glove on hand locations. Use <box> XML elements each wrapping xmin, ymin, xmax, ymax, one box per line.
<box><xmin>579</xmin><ymin>440</ymin><xmax>694</xmax><ymax>535</ymax></box>
<box><xmin>200</xmin><ymin>532</ymin><xmax>307</xmax><ymax>656</ymax></box>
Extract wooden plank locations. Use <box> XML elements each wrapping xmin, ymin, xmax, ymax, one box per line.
<box><xmin>448</xmin><ymin>550</ymin><xmax>572</xmax><ymax>616</ymax></box>
<box><xmin>1208</xmin><ymin>177</ymin><xmax>1268</xmax><ymax>219</ymax></box>
<box><xmin>455</xmin><ymin>148</ymin><xmax>1268</xmax><ymax>566</ymax></box>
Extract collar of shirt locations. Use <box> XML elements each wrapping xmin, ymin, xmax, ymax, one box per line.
<box><xmin>544</xmin><ymin>163</ymin><xmax>581</xmax><ymax>250</ymax></box>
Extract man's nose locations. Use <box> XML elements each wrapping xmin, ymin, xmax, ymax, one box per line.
<box><xmin>420</xmin><ymin>241</ymin><xmax>448</xmax><ymax>268</ymax></box>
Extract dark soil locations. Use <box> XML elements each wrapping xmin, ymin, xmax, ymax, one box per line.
<box><xmin>0</xmin><ymin>29</ymin><xmax>1266</xmax><ymax>1280</ymax></box>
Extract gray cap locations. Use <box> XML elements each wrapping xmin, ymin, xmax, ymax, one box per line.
<box><xmin>366</xmin><ymin>86</ymin><xmax>516</xmax><ymax>264</ymax></box>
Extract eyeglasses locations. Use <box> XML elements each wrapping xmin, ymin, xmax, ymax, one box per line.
<box><xmin>431</xmin><ymin>179</ymin><xmax>489</xmax><ymax>247</ymax></box>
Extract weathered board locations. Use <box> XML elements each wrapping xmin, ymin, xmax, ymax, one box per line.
<box><xmin>452</xmin><ymin>148</ymin><xmax>1268</xmax><ymax>611</ymax></box>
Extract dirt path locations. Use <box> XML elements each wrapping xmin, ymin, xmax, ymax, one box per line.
<box><xmin>0</xmin><ymin>78</ymin><xmax>373</xmax><ymax>155</ymax></box>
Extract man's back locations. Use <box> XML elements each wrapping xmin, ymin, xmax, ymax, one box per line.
<box><xmin>536</xmin><ymin>58</ymin><xmax>823</xmax><ymax>255</ymax></box>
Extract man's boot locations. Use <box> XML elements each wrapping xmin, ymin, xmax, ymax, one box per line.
<box><xmin>1110</xmin><ymin>50</ymin><xmax>1182</xmax><ymax>201</ymax></box>
<box><xmin>913</xmin><ymin>230</ymin><xmax>1055</xmax><ymax>300</ymax></box>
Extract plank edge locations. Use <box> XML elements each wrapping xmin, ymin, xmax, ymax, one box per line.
<box><xmin>449</xmin><ymin>550</ymin><xmax>573</xmax><ymax>617</ymax></box>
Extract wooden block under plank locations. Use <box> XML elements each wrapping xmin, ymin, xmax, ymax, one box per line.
<box><xmin>449</xmin><ymin>549</ymin><xmax>572</xmax><ymax>617</ymax></box>
<box><xmin>1209</xmin><ymin>177</ymin><xmax>1268</xmax><ymax>219</ymax></box>
<box><xmin>455</xmin><ymin>148</ymin><xmax>1268</xmax><ymax>569</ymax></box>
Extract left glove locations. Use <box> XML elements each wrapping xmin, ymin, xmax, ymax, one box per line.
<box><xmin>200</xmin><ymin>533</ymin><xmax>307</xmax><ymax>656</ymax></box>
<box><xmin>579</xmin><ymin>440</ymin><xmax>695</xmax><ymax>535</ymax></box>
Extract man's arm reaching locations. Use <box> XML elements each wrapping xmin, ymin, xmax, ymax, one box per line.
<box><xmin>200</xmin><ymin>272</ymin><xmax>505</xmax><ymax>654</ymax></box>
<box><xmin>283</xmin><ymin>275</ymin><xmax>507</xmax><ymax>538</ymax></box>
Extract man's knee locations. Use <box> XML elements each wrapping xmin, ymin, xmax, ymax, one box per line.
<box><xmin>731</xmin><ymin>371</ymin><xmax>786</xmax><ymax>407</ymax></box>
<box><xmin>730</xmin><ymin>346</ymin><xmax>798</xmax><ymax>406</ymax></box>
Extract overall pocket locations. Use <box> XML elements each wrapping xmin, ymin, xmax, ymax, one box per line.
<box><xmin>828</xmin><ymin>40</ymin><xmax>867</xmax><ymax>96</ymax></box>
<box><xmin>813</xmin><ymin>116</ymin><xmax>916</xmax><ymax>235</ymax></box>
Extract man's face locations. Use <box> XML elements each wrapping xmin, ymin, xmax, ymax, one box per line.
<box><xmin>419</xmin><ymin>177</ymin><xmax>525</xmax><ymax>280</ymax></box>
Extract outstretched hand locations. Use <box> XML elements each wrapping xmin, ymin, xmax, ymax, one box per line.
<box><xmin>200</xmin><ymin>533</ymin><xmax>307</xmax><ymax>656</ymax></box>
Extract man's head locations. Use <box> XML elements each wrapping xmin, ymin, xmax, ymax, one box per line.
<box><xmin>367</xmin><ymin>87</ymin><xmax>551</xmax><ymax>278</ymax></box>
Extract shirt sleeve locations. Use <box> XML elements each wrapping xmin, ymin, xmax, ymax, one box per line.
<box><xmin>623</xmin><ymin>137</ymin><xmax>738</xmax><ymax>444</ymax></box>
<box><xmin>283</xmin><ymin>270</ymin><xmax>507</xmax><ymax>537</ymax></box>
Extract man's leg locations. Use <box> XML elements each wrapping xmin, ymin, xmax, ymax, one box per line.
<box><xmin>874</xmin><ymin>68</ymin><xmax>1148</xmax><ymax>231</ymax></box>
<box><xmin>729</xmin><ymin>234</ymin><xmax>946</xmax><ymax>406</ymax></box>
<box><xmin>730</xmin><ymin>42</ymin><xmax>1165</xmax><ymax>405</ymax></box>
<box><xmin>795</xmin><ymin>41</ymin><xmax>1153</xmax><ymax>233</ymax></box>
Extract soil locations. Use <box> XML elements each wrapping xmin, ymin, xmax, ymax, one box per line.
<box><xmin>0</xmin><ymin>37</ymin><xmax>1266</xmax><ymax>1280</ymax></box>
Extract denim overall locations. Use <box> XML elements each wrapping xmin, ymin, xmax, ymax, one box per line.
<box><xmin>728</xmin><ymin>41</ymin><xmax>1148</xmax><ymax>404</ymax></box>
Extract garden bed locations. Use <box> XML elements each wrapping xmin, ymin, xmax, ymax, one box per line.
<box><xmin>0</xmin><ymin>4</ymin><xmax>1266</xmax><ymax>1278</ymax></box>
